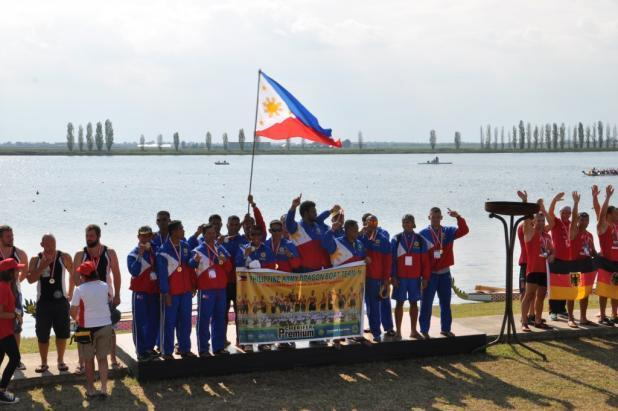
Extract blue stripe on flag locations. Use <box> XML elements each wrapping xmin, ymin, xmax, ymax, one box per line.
<box><xmin>261</xmin><ymin>71</ymin><xmax>332</xmax><ymax>138</ymax></box>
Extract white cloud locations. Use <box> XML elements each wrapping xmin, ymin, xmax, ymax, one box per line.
<box><xmin>1</xmin><ymin>0</ymin><xmax>617</xmax><ymax>143</ymax></box>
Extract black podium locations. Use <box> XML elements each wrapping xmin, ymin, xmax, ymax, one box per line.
<box><xmin>475</xmin><ymin>201</ymin><xmax>547</xmax><ymax>360</ymax></box>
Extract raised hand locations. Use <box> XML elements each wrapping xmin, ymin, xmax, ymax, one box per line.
<box><xmin>592</xmin><ymin>185</ymin><xmax>600</xmax><ymax>197</ymax></box>
<box><xmin>291</xmin><ymin>194</ymin><xmax>302</xmax><ymax>209</ymax></box>
<box><xmin>607</xmin><ymin>185</ymin><xmax>614</xmax><ymax>197</ymax></box>
<box><xmin>447</xmin><ymin>208</ymin><xmax>460</xmax><ymax>218</ymax></box>
<box><xmin>247</xmin><ymin>194</ymin><xmax>255</xmax><ymax>207</ymax></box>
<box><xmin>572</xmin><ymin>191</ymin><xmax>581</xmax><ymax>203</ymax></box>
<box><xmin>331</xmin><ymin>221</ymin><xmax>343</xmax><ymax>233</ymax></box>
<box><xmin>553</xmin><ymin>192</ymin><xmax>565</xmax><ymax>203</ymax></box>
<box><xmin>517</xmin><ymin>190</ymin><xmax>528</xmax><ymax>202</ymax></box>
<box><xmin>331</xmin><ymin>204</ymin><xmax>342</xmax><ymax>215</ymax></box>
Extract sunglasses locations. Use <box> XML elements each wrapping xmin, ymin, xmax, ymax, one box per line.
<box><xmin>270</xmin><ymin>228</ymin><xmax>282</xmax><ymax>232</ymax></box>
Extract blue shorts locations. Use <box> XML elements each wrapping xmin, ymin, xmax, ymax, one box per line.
<box><xmin>392</xmin><ymin>278</ymin><xmax>421</xmax><ymax>302</ymax></box>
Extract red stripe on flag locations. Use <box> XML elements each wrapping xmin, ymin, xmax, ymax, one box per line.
<box><xmin>257</xmin><ymin>117</ymin><xmax>341</xmax><ymax>148</ymax></box>
<box><xmin>550</xmin><ymin>271</ymin><xmax>596</xmax><ymax>287</ymax></box>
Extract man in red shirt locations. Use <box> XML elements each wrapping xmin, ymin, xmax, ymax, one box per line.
<box><xmin>546</xmin><ymin>193</ymin><xmax>571</xmax><ymax>320</ymax></box>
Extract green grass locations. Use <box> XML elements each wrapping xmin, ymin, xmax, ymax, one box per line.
<box><xmin>18</xmin><ymin>337</ymin><xmax>77</xmax><ymax>355</ymax></box>
<box><xmin>434</xmin><ymin>299</ymin><xmax>601</xmax><ymax>319</ymax></box>
<box><xmin>17</xmin><ymin>336</ymin><xmax>618</xmax><ymax>410</ymax></box>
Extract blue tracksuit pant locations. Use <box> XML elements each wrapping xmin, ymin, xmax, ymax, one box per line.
<box><xmin>160</xmin><ymin>292</ymin><xmax>192</xmax><ymax>355</ymax></box>
<box><xmin>380</xmin><ymin>295</ymin><xmax>394</xmax><ymax>332</ymax></box>
<box><xmin>365</xmin><ymin>279</ymin><xmax>394</xmax><ymax>338</ymax></box>
<box><xmin>132</xmin><ymin>292</ymin><xmax>160</xmax><ymax>355</ymax></box>
<box><xmin>196</xmin><ymin>289</ymin><xmax>227</xmax><ymax>353</ymax></box>
<box><xmin>419</xmin><ymin>271</ymin><xmax>452</xmax><ymax>333</ymax></box>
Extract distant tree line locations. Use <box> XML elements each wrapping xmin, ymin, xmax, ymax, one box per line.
<box><xmin>478</xmin><ymin>120</ymin><xmax>618</xmax><ymax>150</ymax></box>
<box><xmin>66</xmin><ymin>120</ymin><xmax>114</xmax><ymax>152</ymax></box>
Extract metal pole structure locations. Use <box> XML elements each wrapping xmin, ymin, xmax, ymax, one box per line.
<box><xmin>474</xmin><ymin>202</ymin><xmax>546</xmax><ymax>360</ymax></box>
<box><xmin>247</xmin><ymin>69</ymin><xmax>262</xmax><ymax>215</ymax></box>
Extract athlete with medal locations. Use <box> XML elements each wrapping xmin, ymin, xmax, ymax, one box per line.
<box><xmin>419</xmin><ymin>207</ymin><xmax>469</xmax><ymax>339</ymax></box>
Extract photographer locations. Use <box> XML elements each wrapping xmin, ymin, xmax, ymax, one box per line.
<box><xmin>70</xmin><ymin>261</ymin><xmax>113</xmax><ymax>399</ymax></box>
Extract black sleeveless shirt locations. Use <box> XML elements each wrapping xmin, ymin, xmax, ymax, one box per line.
<box><xmin>82</xmin><ymin>246</ymin><xmax>110</xmax><ymax>283</ymax></box>
<box><xmin>37</xmin><ymin>251</ymin><xmax>66</xmax><ymax>301</ymax></box>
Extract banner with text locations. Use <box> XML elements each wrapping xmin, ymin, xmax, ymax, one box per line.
<box><xmin>236</xmin><ymin>262</ymin><xmax>366</xmax><ymax>344</ymax></box>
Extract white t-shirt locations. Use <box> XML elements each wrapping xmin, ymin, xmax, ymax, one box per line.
<box><xmin>71</xmin><ymin>280</ymin><xmax>112</xmax><ymax>328</ymax></box>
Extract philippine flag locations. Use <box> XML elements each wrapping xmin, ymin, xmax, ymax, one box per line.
<box><xmin>255</xmin><ymin>71</ymin><xmax>341</xmax><ymax>148</ymax></box>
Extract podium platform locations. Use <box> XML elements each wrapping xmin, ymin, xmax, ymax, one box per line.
<box><xmin>116</xmin><ymin>315</ymin><xmax>487</xmax><ymax>381</ymax></box>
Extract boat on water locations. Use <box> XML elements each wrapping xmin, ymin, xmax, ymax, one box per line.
<box><xmin>215</xmin><ymin>160</ymin><xmax>230</xmax><ymax>165</ymax></box>
<box><xmin>582</xmin><ymin>168</ymin><xmax>618</xmax><ymax>176</ymax></box>
<box><xmin>451</xmin><ymin>279</ymin><xmax>520</xmax><ymax>302</ymax></box>
<box><xmin>418</xmin><ymin>156</ymin><xmax>452</xmax><ymax>165</ymax></box>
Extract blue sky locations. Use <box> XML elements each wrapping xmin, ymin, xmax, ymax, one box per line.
<box><xmin>1</xmin><ymin>0</ymin><xmax>617</xmax><ymax>143</ymax></box>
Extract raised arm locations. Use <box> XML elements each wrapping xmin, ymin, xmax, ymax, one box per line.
<box><xmin>447</xmin><ymin>209</ymin><xmax>469</xmax><ymax>239</ymax></box>
<box><xmin>569</xmin><ymin>191</ymin><xmax>580</xmax><ymax>241</ymax></box>
<box><xmin>320</xmin><ymin>227</ymin><xmax>338</xmax><ymax>255</ymax></box>
<box><xmin>546</xmin><ymin>192</ymin><xmax>565</xmax><ymax>230</ymax></box>
<box><xmin>523</xmin><ymin>199</ymin><xmax>543</xmax><ymax>241</ymax></box>
<box><xmin>597</xmin><ymin>185</ymin><xmax>614</xmax><ymax>234</ymax></box>
<box><xmin>285</xmin><ymin>195</ymin><xmax>302</xmax><ymax>235</ymax></box>
<box><xmin>591</xmin><ymin>185</ymin><xmax>601</xmax><ymax>220</ymax></box>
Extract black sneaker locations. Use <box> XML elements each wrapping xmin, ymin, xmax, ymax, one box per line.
<box><xmin>161</xmin><ymin>354</ymin><xmax>175</xmax><ymax>360</ymax></box>
<box><xmin>385</xmin><ymin>330</ymin><xmax>397</xmax><ymax>338</ymax></box>
<box><xmin>148</xmin><ymin>349</ymin><xmax>161</xmax><ymax>358</ymax></box>
<box><xmin>0</xmin><ymin>391</ymin><xmax>19</xmax><ymax>404</ymax></box>
<box><xmin>137</xmin><ymin>353</ymin><xmax>152</xmax><ymax>362</ymax></box>
<box><xmin>214</xmin><ymin>349</ymin><xmax>230</xmax><ymax>356</ymax></box>
<box><xmin>199</xmin><ymin>351</ymin><xmax>213</xmax><ymax>358</ymax></box>
<box><xmin>599</xmin><ymin>317</ymin><xmax>615</xmax><ymax>327</ymax></box>
<box><xmin>180</xmin><ymin>352</ymin><xmax>197</xmax><ymax>359</ymax></box>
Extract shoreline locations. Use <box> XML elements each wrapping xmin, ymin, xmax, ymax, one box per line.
<box><xmin>1</xmin><ymin>147</ymin><xmax>618</xmax><ymax>156</ymax></box>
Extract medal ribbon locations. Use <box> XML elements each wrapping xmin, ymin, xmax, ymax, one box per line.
<box><xmin>401</xmin><ymin>232</ymin><xmax>416</xmax><ymax>254</ymax></box>
<box><xmin>429</xmin><ymin>226</ymin><xmax>443</xmax><ymax>251</ymax></box>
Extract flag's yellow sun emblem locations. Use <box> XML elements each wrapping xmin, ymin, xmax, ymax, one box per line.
<box><xmin>263</xmin><ymin>97</ymin><xmax>282</xmax><ymax>118</ymax></box>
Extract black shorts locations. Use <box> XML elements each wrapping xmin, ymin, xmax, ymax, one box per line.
<box><xmin>35</xmin><ymin>298</ymin><xmax>71</xmax><ymax>343</ymax></box>
<box><xmin>526</xmin><ymin>272</ymin><xmax>547</xmax><ymax>288</ymax></box>
<box><xmin>519</xmin><ymin>264</ymin><xmax>527</xmax><ymax>294</ymax></box>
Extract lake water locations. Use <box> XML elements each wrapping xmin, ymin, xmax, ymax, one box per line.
<box><xmin>2</xmin><ymin>152</ymin><xmax>616</xmax><ymax>335</ymax></box>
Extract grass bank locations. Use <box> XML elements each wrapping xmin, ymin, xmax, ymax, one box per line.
<box><xmin>19</xmin><ymin>336</ymin><xmax>618</xmax><ymax>410</ymax></box>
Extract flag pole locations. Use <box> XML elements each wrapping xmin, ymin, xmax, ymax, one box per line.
<box><xmin>247</xmin><ymin>68</ymin><xmax>262</xmax><ymax>214</ymax></box>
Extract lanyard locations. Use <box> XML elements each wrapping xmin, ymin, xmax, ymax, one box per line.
<box><xmin>401</xmin><ymin>232</ymin><xmax>416</xmax><ymax>253</ymax></box>
<box><xmin>429</xmin><ymin>226</ymin><xmax>443</xmax><ymax>250</ymax></box>
<box><xmin>540</xmin><ymin>233</ymin><xmax>550</xmax><ymax>253</ymax></box>
<box><xmin>271</xmin><ymin>238</ymin><xmax>281</xmax><ymax>255</ymax></box>
<box><xmin>205</xmin><ymin>243</ymin><xmax>219</xmax><ymax>265</ymax></box>
<box><xmin>169</xmin><ymin>240</ymin><xmax>182</xmax><ymax>270</ymax></box>
<box><xmin>87</xmin><ymin>246</ymin><xmax>101</xmax><ymax>269</ymax></box>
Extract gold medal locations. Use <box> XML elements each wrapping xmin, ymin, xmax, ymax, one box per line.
<box><xmin>49</xmin><ymin>278</ymin><xmax>56</xmax><ymax>285</ymax></box>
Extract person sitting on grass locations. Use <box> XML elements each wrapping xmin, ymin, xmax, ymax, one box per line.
<box><xmin>70</xmin><ymin>261</ymin><xmax>114</xmax><ymax>399</ymax></box>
